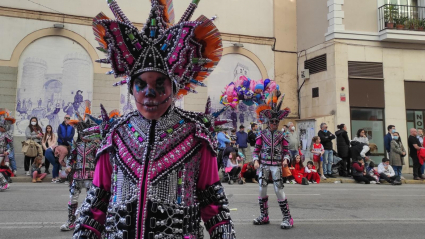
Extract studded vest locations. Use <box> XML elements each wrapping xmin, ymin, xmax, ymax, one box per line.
<box><xmin>68</xmin><ymin>141</ymin><xmax>98</xmax><ymax>180</ymax></box>
<box><xmin>74</xmin><ymin>107</ymin><xmax>235</xmax><ymax>239</ymax></box>
<box><xmin>256</xmin><ymin>129</ymin><xmax>289</xmax><ymax>166</ymax></box>
<box><xmin>0</xmin><ymin>132</ymin><xmax>12</xmax><ymax>155</ymax></box>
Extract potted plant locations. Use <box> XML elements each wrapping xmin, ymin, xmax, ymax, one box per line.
<box><xmin>413</xmin><ymin>18</ymin><xmax>420</xmax><ymax>30</ymax></box>
<box><xmin>384</xmin><ymin>5</ymin><xmax>398</xmax><ymax>29</ymax></box>
<box><xmin>395</xmin><ymin>16</ymin><xmax>407</xmax><ymax>30</ymax></box>
<box><xmin>419</xmin><ymin>19</ymin><xmax>425</xmax><ymax>31</ymax></box>
<box><xmin>405</xmin><ymin>19</ymin><xmax>414</xmax><ymax>30</ymax></box>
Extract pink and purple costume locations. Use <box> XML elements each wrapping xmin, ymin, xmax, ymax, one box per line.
<box><xmin>73</xmin><ymin>0</ymin><xmax>235</xmax><ymax>238</ymax></box>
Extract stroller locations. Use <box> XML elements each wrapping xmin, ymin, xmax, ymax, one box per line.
<box><xmin>222</xmin><ymin>151</ymin><xmax>244</xmax><ymax>185</ymax></box>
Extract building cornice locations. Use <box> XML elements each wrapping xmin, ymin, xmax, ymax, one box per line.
<box><xmin>0</xmin><ymin>6</ymin><xmax>275</xmax><ymax>46</ymax></box>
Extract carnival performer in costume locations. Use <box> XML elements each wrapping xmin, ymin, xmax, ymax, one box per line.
<box><xmin>61</xmin><ymin>113</ymin><xmax>99</xmax><ymax>231</ymax></box>
<box><xmin>0</xmin><ymin>109</ymin><xmax>15</xmax><ymax>191</ymax></box>
<box><xmin>73</xmin><ymin>0</ymin><xmax>235</xmax><ymax>238</ymax></box>
<box><xmin>252</xmin><ymin>95</ymin><xmax>294</xmax><ymax>229</ymax></box>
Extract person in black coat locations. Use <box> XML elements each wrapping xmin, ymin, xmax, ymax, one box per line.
<box><xmin>335</xmin><ymin>124</ymin><xmax>351</xmax><ymax>176</ymax></box>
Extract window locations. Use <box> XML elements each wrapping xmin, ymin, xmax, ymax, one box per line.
<box><xmin>312</xmin><ymin>87</ymin><xmax>319</xmax><ymax>98</ymax></box>
<box><xmin>351</xmin><ymin>108</ymin><xmax>385</xmax><ymax>164</ymax></box>
<box><xmin>385</xmin><ymin>0</ymin><xmax>419</xmax><ymax>19</ymax></box>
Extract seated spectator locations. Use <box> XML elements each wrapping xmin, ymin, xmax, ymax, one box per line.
<box><xmin>352</xmin><ymin>157</ymin><xmax>375</xmax><ymax>184</ymax></box>
<box><xmin>366</xmin><ymin>161</ymin><xmax>380</xmax><ymax>184</ymax></box>
<box><xmin>378</xmin><ymin>158</ymin><xmax>402</xmax><ymax>185</ymax></box>
<box><xmin>225</xmin><ymin>152</ymin><xmax>242</xmax><ymax>184</ymax></box>
<box><xmin>241</xmin><ymin>162</ymin><xmax>257</xmax><ymax>183</ymax></box>
<box><xmin>304</xmin><ymin>161</ymin><xmax>320</xmax><ymax>184</ymax></box>
<box><xmin>31</xmin><ymin>156</ymin><xmax>47</xmax><ymax>183</ymax></box>
<box><xmin>288</xmin><ymin>155</ymin><xmax>305</xmax><ymax>184</ymax></box>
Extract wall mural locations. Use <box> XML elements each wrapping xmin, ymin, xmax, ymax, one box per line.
<box><xmin>14</xmin><ymin>37</ymin><xmax>93</xmax><ymax>135</ymax></box>
<box><xmin>207</xmin><ymin>54</ymin><xmax>263</xmax><ymax>129</ymax></box>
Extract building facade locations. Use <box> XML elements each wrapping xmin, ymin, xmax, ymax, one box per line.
<box><xmin>297</xmin><ymin>0</ymin><xmax>425</xmax><ymax>172</ymax></box>
<box><xmin>0</xmin><ymin>0</ymin><xmax>297</xmax><ymax>149</ymax></box>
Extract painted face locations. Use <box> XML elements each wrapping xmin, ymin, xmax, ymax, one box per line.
<box><xmin>132</xmin><ymin>72</ymin><xmax>173</xmax><ymax>120</ymax></box>
<box><xmin>269</xmin><ymin>119</ymin><xmax>279</xmax><ymax>131</ymax></box>
<box><xmin>0</xmin><ymin>126</ymin><xmax>5</xmax><ymax>133</ymax></box>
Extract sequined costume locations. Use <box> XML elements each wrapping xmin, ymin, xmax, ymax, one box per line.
<box><xmin>61</xmin><ymin>114</ymin><xmax>99</xmax><ymax>231</ymax></box>
<box><xmin>252</xmin><ymin>95</ymin><xmax>294</xmax><ymax>229</ymax></box>
<box><xmin>0</xmin><ymin>109</ymin><xmax>15</xmax><ymax>191</ymax></box>
<box><xmin>73</xmin><ymin>0</ymin><xmax>235</xmax><ymax>238</ymax></box>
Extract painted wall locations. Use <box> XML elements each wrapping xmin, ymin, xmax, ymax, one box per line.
<box><xmin>296</xmin><ymin>0</ymin><xmax>329</xmax><ymax>51</ymax></box>
<box><xmin>14</xmin><ymin>36</ymin><xmax>93</xmax><ymax>136</ymax></box>
<box><xmin>343</xmin><ymin>0</ymin><xmax>379</xmax><ymax>33</ymax></box>
<box><xmin>0</xmin><ymin>0</ymin><xmax>273</xmax><ymax>37</ymax></box>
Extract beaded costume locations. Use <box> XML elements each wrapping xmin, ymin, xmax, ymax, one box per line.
<box><xmin>61</xmin><ymin>114</ymin><xmax>99</xmax><ymax>231</ymax></box>
<box><xmin>252</xmin><ymin>96</ymin><xmax>294</xmax><ymax>229</ymax></box>
<box><xmin>73</xmin><ymin>1</ymin><xmax>235</xmax><ymax>238</ymax></box>
<box><xmin>0</xmin><ymin>110</ymin><xmax>15</xmax><ymax>191</ymax></box>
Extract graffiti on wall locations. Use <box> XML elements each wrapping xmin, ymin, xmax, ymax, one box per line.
<box><xmin>14</xmin><ymin>37</ymin><xmax>93</xmax><ymax>135</ymax></box>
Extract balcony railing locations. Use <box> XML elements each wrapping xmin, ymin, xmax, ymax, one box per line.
<box><xmin>378</xmin><ymin>4</ymin><xmax>425</xmax><ymax>31</ymax></box>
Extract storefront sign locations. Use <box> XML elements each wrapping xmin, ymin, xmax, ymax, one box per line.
<box><xmin>415</xmin><ymin>111</ymin><xmax>423</xmax><ymax>127</ymax></box>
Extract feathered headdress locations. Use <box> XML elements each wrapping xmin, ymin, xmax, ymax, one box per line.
<box><xmin>256</xmin><ymin>93</ymin><xmax>290</xmax><ymax>123</ymax></box>
<box><xmin>93</xmin><ymin>0</ymin><xmax>222</xmax><ymax>99</ymax></box>
<box><xmin>0</xmin><ymin>109</ymin><xmax>15</xmax><ymax>131</ymax></box>
<box><xmin>69</xmin><ymin>112</ymin><xmax>97</xmax><ymax>133</ymax></box>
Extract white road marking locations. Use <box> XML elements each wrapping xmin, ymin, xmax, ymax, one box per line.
<box><xmin>230</xmin><ymin>194</ymin><xmax>320</xmax><ymax>196</ymax></box>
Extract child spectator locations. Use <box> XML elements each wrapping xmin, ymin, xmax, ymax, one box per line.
<box><xmin>225</xmin><ymin>152</ymin><xmax>242</xmax><ymax>184</ymax></box>
<box><xmin>352</xmin><ymin>157</ymin><xmax>375</xmax><ymax>184</ymax></box>
<box><xmin>304</xmin><ymin>161</ymin><xmax>320</xmax><ymax>184</ymax></box>
<box><xmin>311</xmin><ymin>136</ymin><xmax>325</xmax><ymax>180</ymax></box>
<box><xmin>241</xmin><ymin>162</ymin><xmax>257</xmax><ymax>183</ymax></box>
<box><xmin>31</xmin><ymin>156</ymin><xmax>47</xmax><ymax>183</ymax></box>
<box><xmin>288</xmin><ymin>155</ymin><xmax>305</xmax><ymax>184</ymax></box>
<box><xmin>378</xmin><ymin>158</ymin><xmax>402</xmax><ymax>185</ymax></box>
<box><xmin>366</xmin><ymin>161</ymin><xmax>380</xmax><ymax>184</ymax></box>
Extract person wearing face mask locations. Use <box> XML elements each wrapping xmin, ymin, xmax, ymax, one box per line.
<box><xmin>286</xmin><ymin>122</ymin><xmax>300</xmax><ymax>160</ymax></box>
<box><xmin>73</xmin><ymin>1</ymin><xmax>235</xmax><ymax>238</ymax></box>
<box><xmin>378</xmin><ymin>158</ymin><xmax>401</xmax><ymax>185</ymax></box>
<box><xmin>253</xmin><ymin>96</ymin><xmax>293</xmax><ymax>229</ymax></box>
<box><xmin>389</xmin><ymin>132</ymin><xmax>406</xmax><ymax>180</ymax></box>
<box><xmin>318</xmin><ymin>123</ymin><xmax>336</xmax><ymax>178</ymax></box>
<box><xmin>384</xmin><ymin>125</ymin><xmax>396</xmax><ymax>157</ymax></box>
<box><xmin>24</xmin><ymin>117</ymin><xmax>43</xmax><ymax>176</ymax></box>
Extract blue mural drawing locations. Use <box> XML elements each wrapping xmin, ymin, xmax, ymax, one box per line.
<box><xmin>15</xmin><ymin>53</ymin><xmax>93</xmax><ymax>135</ymax></box>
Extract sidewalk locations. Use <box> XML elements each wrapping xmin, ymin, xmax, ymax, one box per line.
<box><xmin>10</xmin><ymin>153</ymin><xmax>425</xmax><ymax>184</ymax></box>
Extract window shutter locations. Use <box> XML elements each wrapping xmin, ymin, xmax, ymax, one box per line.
<box><xmin>304</xmin><ymin>54</ymin><xmax>327</xmax><ymax>75</ymax></box>
<box><xmin>348</xmin><ymin>61</ymin><xmax>383</xmax><ymax>79</ymax></box>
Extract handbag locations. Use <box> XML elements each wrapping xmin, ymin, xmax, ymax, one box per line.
<box><xmin>281</xmin><ymin>165</ymin><xmax>292</xmax><ymax>177</ymax></box>
<box><xmin>22</xmin><ymin>139</ymin><xmax>38</xmax><ymax>157</ymax></box>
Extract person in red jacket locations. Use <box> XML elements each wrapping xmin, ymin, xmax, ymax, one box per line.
<box><xmin>304</xmin><ymin>161</ymin><xmax>320</xmax><ymax>184</ymax></box>
<box><xmin>352</xmin><ymin>157</ymin><xmax>376</xmax><ymax>184</ymax></box>
<box><xmin>241</xmin><ymin>161</ymin><xmax>258</xmax><ymax>183</ymax></box>
<box><xmin>288</xmin><ymin>155</ymin><xmax>305</xmax><ymax>184</ymax></box>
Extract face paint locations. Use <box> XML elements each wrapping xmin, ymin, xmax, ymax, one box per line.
<box><xmin>133</xmin><ymin>72</ymin><xmax>173</xmax><ymax>120</ymax></box>
<box><xmin>156</xmin><ymin>77</ymin><xmax>167</xmax><ymax>95</ymax></box>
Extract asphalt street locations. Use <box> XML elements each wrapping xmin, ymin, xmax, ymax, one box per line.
<box><xmin>1</xmin><ymin>182</ymin><xmax>425</xmax><ymax>239</ymax></box>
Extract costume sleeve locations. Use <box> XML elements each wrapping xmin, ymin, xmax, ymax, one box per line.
<box><xmin>196</xmin><ymin>142</ymin><xmax>235</xmax><ymax>239</ymax></box>
<box><xmin>67</xmin><ymin>144</ymin><xmax>77</xmax><ymax>168</ymax></box>
<box><xmin>73</xmin><ymin>153</ymin><xmax>112</xmax><ymax>239</ymax></box>
<box><xmin>252</xmin><ymin>137</ymin><xmax>262</xmax><ymax>161</ymax></box>
<box><xmin>6</xmin><ymin>133</ymin><xmax>13</xmax><ymax>154</ymax></box>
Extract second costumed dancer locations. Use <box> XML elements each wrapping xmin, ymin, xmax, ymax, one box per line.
<box><xmin>73</xmin><ymin>0</ymin><xmax>235</xmax><ymax>238</ymax></box>
<box><xmin>252</xmin><ymin>95</ymin><xmax>294</xmax><ymax>229</ymax></box>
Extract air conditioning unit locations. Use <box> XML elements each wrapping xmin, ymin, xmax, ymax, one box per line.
<box><xmin>301</xmin><ymin>69</ymin><xmax>310</xmax><ymax>80</ymax></box>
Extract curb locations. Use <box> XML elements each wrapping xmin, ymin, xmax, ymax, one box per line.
<box><xmin>11</xmin><ymin>176</ymin><xmax>54</xmax><ymax>183</ymax></box>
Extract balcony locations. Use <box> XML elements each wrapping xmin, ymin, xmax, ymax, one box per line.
<box><xmin>378</xmin><ymin>4</ymin><xmax>425</xmax><ymax>43</ymax></box>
